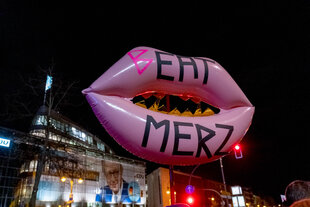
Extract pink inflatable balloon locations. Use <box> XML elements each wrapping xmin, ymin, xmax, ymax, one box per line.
<box><xmin>82</xmin><ymin>47</ymin><xmax>254</xmax><ymax>165</ymax></box>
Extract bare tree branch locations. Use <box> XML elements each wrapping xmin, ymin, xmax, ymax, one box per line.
<box><xmin>54</xmin><ymin>80</ymin><xmax>78</xmax><ymax>111</ymax></box>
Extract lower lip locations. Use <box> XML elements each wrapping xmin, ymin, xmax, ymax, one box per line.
<box><xmin>86</xmin><ymin>92</ymin><xmax>254</xmax><ymax>165</ymax></box>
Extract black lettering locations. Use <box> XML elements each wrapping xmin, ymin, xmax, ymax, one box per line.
<box><xmin>177</xmin><ymin>56</ymin><xmax>198</xmax><ymax>82</ymax></box>
<box><xmin>142</xmin><ymin>115</ymin><xmax>170</xmax><ymax>152</ymax></box>
<box><xmin>173</xmin><ymin>121</ymin><xmax>194</xmax><ymax>156</ymax></box>
<box><xmin>194</xmin><ymin>57</ymin><xmax>209</xmax><ymax>84</ymax></box>
<box><xmin>195</xmin><ymin>124</ymin><xmax>216</xmax><ymax>158</ymax></box>
<box><xmin>155</xmin><ymin>51</ymin><xmax>174</xmax><ymax>81</ymax></box>
<box><xmin>135</xmin><ymin>174</ymin><xmax>144</xmax><ymax>179</ymax></box>
<box><xmin>214</xmin><ymin>124</ymin><xmax>234</xmax><ymax>156</ymax></box>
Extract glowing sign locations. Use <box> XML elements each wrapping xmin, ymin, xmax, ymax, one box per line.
<box><xmin>231</xmin><ymin>186</ymin><xmax>242</xmax><ymax>195</ymax></box>
<box><xmin>185</xmin><ymin>185</ymin><xmax>195</xmax><ymax>194</ymax></box>
<box><xmin>0</xmin><ymin>137</ymin><xmax>10</xmax><ymax>148</ymax></box>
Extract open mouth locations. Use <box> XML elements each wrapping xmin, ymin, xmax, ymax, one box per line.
<box><xmin>83</xmin><ymin>46</ymin><xmax>254</xmax><ymax>165</ymax></box>
<box><xmin>131</xmin><ymin>92</ymin><xmax>220</xmax><ymax>117</ymax></box>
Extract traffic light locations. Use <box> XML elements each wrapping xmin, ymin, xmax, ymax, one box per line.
<box><xmin>185</xmin><ymin>185</ymin><xmax>195</xmax><ymax>194</ymax></box>
<box><xmin>186</xmin><ymin>195</ymin><xmax>194</xmax><ymax>205</ymax></box>
<box><xmin>185</xmin><ymin>185</ymin><xmax>195</xmax><ymax>205</ymax></box>
<box><xmin>234</xmin><ymin>144</ymin><xmax>243</xmax><ymax>159</ymax></box>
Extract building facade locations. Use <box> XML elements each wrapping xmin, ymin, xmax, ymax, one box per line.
<box><xmin>147</xmin><ymin>167</ymin><xmax>232</xmax><ymax>207</ymax></box>
<box><xmin>0</xmin><ymin>106</ymin><xmax>146</xmax><ymax>207</ymax></box>
<box><xmin>147</xmin><ymin>167</ymin><xmax>276</xmax><ymax>207</ymax></box>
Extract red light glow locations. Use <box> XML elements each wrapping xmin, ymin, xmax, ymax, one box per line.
<box><xmin>187</xmin><ymin>196</ymin><xmax>194</xmax><ymax>204</ymax></box>
<box><xmin>234</xmin><ymin>144</ymin><xmax>240</xmax><ymax>150</ymax></box>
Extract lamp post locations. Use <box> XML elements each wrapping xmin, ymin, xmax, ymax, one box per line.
<box><xmin>61</xmin><ymin>177</ymin><xmax>83</xmax><ymax>206</ymax></box>
<box><xmin>220</xmin><ymin>157</ymin><xmax>229</xmax><ymax>207</ymax></box>
<box><xmin>202</xmin><ymin>188</ymin><xmax>225</xmax><ymax>207</ymax></box>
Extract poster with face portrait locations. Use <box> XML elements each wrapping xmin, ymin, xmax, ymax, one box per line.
<box><xmin>95</xmin><ymin>159</ymin><xmax>146</xmax><ymax>206</ymax></box>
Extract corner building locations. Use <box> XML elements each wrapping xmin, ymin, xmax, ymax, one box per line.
<box><xmin>0</xmin><ymin>106</ymin><xmax>146</xmax><ymax>207</ymax></box>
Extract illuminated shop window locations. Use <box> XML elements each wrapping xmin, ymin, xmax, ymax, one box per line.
<box><xmin>69</xmin><ymin>126</ymin><xmax>88</xmax><ymax>142</ymax></box>
<box><xmin>21</xmin><ymin>160</ymin><xmax>38</xmax><ymax>173</ymax></box>
<box><xmin>29</xmin><ymin>160</ymin><xmax>37</xmax><ymax>171</ymax></box>
<box><xmin>49</xmin><ymin>132</ymin><xmax>58</xmax><ymax>141</ymax></box>
<box><xmin>70</xmin><ymin>139</ymin><xmax>75</xmax><ymax>145</ymax></box>
<box><xmin>30</xmin><ymin>129</ymin><xmax>46</xmax><ymax>137</ymax></box>
<box><xmin>21</xmin><ymin>162</ymin><xmax>27</xmax><ymax>172</ymax></box>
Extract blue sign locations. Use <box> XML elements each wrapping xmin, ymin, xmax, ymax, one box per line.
<box><xmin>128</xmin><ymin>181</ymin><xmax>141</xmax><ymax>202</ymax></box>
<box><xmin>0</xmin><ymin>137</ymin><xmax>11</xmax><ymax>148</ymax></box>
<box><xmin>185</xmin><ymin>185</ymin><xmax>195</xmax><ymax>194</ymax></box>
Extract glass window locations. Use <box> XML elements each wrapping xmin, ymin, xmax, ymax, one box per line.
<box><xmin>58</xmin><ymin>121</ymin><xmax>64</xmax><ymax>132</ymax></box>
<box><xmin>35</xmin><ymin>115</ymin><xmax>47</xmax><ymax>126</ymax></box>
<box><xmin>87</xmin><ymin>135</ymin><xmax>93</xmax><ymax>145</ymax></box>
<box><xmin>70</xmin><ymin>140</ymin><xmax>75</xmax><ymax>145</ymax></box>
<box><xmin>233</xmin><ymin>197</ymin><xmax>239</xmax><ymax>207</ymax></box>
<box><xmin>29</xmin><ymin>160</ymin><xmax>37</xmax><ymax>171</ymax></box>
<box><xmin>69</xmin><ymin>126</ymin><xmax>75</xmax><ymax>137</ymax></box>
<box><xmin>231</xmin><ymin>186</ymin><xmax>242</xmax><ymax>195</ymax></box>
<box><xmin>50</xmin><ymin>118</ymin><xmax>56</xmax><ymax>129</ymax></box>
<box><xmin>70</xmin><ymin>126</ymin><xmax>84</xmax><ymax>140</ymax></box>
<box><xmin>97</xmin><ymin>142</ymin><xmax>105</xmax><ymax>152</ymax></box>
<box><xmin>238</xmin><ymin>196</ymin><xmax>246</xmax><ymax>207</ymax></box>
<box><xmin>30</xmin><ymin>129</ymin><xmax>46</xmax><ymax>138</ymax></box>
<box><xmin>81</xmin><ymin>132</ymin><xmax>86</xmax><ymax>141</ymax></box>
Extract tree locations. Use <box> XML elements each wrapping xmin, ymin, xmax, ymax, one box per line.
<box><xmin>1</xmin><ymin>62</ymin><xmax>80</xmax><ymax>207</ymax></box>
<box><xmin>29</xmin><ymin>65</ymin><xmax>79</xmax><ymax>207</ymax></box>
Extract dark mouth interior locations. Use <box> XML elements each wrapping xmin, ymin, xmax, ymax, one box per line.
<box><xmin>131</xmin><ymin>92</ymin><xmax>220</xmax><ymax>117</ymax></box>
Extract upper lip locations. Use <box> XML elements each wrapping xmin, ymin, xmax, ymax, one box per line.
<box><xmin>82</xmin><ymin>47</ymin><xmax>252</xmax><ymax>112</ymax></box>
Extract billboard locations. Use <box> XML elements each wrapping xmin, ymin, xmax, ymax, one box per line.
<box><xmin>96</xmin><ymin>159</ymin><xmax>146</xmax><ymax>205</ymax></box>
<box><xmin>34</xmin><ymin>157</ymin><xmax>146</xmax><ymax>206</ymax></box>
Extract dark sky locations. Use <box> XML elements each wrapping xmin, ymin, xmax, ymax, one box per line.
<box><xmin>1</xmin><ymin>0</ymin><xmax>310</xmax><ymax>202</ymax></box>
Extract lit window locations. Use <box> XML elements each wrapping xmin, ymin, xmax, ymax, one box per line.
<box><xmin>87</xmin><ymin>136</ymin><xmax>93</xmax><ymax>144</ymax></box>
<box><xmin>29</xmin><ymin>160</ymin><xmax>37</xmax><ymax>171</ymax></box>
<box><xmin>35</xmin><ymin>115</ymin><xmax>47</xmax><ymax>126</ymax></box>
<box><xmin>81</xmin><ymin>132</ymin><xmax>86</xmax><ymax>141</ymax></box>
<box><xmin>30</xmin><ymin>129</ymin><xmax>46</xmax><ymax>138</ymax></box>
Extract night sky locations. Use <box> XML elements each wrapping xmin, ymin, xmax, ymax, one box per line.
<box><xmin>1</xmin><ymin>0</ymin><xmax>310</xmax><ymax>202</ymax></box>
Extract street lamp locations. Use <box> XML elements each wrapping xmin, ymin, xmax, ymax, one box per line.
<box><xmin>60</xmin><ymin>177</ymin><xmax>84</xmax><ymax>205</ymax></box>
<box><xmin>77</xmin><ymin>178</ymin><xmax>83</xmax><ymax>184</ymax></box>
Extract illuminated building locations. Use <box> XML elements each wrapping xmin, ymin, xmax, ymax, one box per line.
<box><xmin>147</xmin><ymin>167</ymin><xmax>276</xmax><ymax>207</ymax></box>
<box><xmin>0</xmin><ymin>106</ymin><xmax>146</xmax><ymax>207</ymax></box>
<box><xmin>147</xmin><ymin>168</ymin><xmax>230</xmax><ymax>207</ymax></box>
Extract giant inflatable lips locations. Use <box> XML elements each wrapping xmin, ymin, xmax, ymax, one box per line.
<box><xmin>82</xmin><ymin>47</ymin><xmax>254</xmax><ymax>165</ymax></box>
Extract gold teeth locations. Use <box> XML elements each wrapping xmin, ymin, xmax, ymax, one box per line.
<box><xmin>131</xmin><ymin>93</ymin><xmax>220</xmax><ymax>117</ymax></box>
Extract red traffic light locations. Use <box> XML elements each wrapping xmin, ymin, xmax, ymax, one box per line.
<box><xmin>234</xmin><ymin>144</ymin><xmax>243</xmax><ymax>159</ymax></box>
<box><xmin>187</xmin><ymin>196</ymin><xmax>194</xmax><ymax>204</ymax></box>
